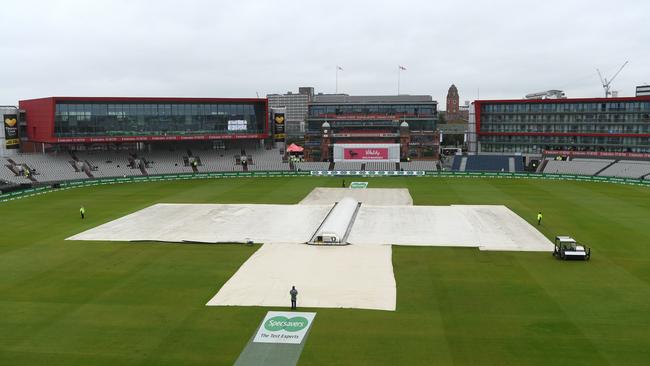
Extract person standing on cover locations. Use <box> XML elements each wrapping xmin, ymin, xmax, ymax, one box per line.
<box><xmin>290</xmin><ymin>286</ymin><xmax>298</xmax><ymax>310</ymax></box>
<box><xmin>537</xmin><ymin>211</ymin><xmax>542</xmax><ymax>226</ymax></box>
<box><xmin>80</xmin><ymin>206</ymin><xmax>85</xmax><ymax>219</ymax></box>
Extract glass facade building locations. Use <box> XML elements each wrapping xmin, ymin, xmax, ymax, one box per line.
<box><xmin>307</xmin><ymin>103</ymin><xmax>436</xmax><ymax>132</ymax></box>
<box><xmin>54</xmin><ymin>101</ymin><xmax>266</xmax><ymax>137</ymax></box>
<box><xmin>18</xmin><ymin>97</ymin><xmax>268</xmax><ymax>144</ymax></box>
<box><xmin>303</xmin><ymin>94</ymin><xmax>438</xmax><ymax>161</ymax></box>
<box><xmin>475</xmin><ymin>97</ymin><xmax>650</xmax><ymax>154</ymax></box>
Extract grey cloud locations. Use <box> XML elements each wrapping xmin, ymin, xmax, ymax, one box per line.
<box><xmin>0</xmin><ymin>0</ymin><xmax>647</xmax><ymax>107</ymax></box>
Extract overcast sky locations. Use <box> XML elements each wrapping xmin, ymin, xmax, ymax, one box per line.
<box><xmin>1</xmin><ymin>0</ymin><xmax>648</xmax><ymax>109</ymax></box>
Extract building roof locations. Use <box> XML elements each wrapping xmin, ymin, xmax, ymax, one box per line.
<box><xmin>474</xmin><ymin>96</ymin><xmax>650</xmax><ymax>104</ymax></box>
<box><xmin>19</xmin><ymin>96</ymin><xmax>266</xmax><ymax>103</ymax></box>
<box><xmin>311</xmin><ymin>94</ymin><xmax>435</xmax><ymax>104</ymax></box>
<box><xmin>447</xmin><ymin>84</ymin><xmax>458</xmax><ymax>96</ymax></box>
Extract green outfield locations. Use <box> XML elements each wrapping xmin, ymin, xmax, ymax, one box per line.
<box><xmin>1</xmin><ymin>177</ymin><xmax>649</xmax><ymax>365</ymax></box>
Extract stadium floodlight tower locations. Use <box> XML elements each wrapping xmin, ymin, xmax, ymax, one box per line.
<box><xmin>553</xmin><ymin>236</ymin><xmax>591</xmax><ymax>261</ymax></box>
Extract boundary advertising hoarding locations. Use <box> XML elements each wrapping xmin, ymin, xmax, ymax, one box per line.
<box><xmin>3</xmin><ymin>171</ymin><xmax>650</xmax><ymax>205</ymax></box>
<box><xmin>4</xmin><ymin>114</ymin><xmax>19</xmax><ymax>149</ymax></box>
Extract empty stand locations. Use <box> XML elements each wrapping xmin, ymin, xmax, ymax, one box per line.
<box><xmin>76</xmin><ymin>151</ymin><xmax>142</xmax><ymax>178</ymax></box>
<box><xmin>466</xmin><ymin>156</ymin><xmax>509</xmax><ymax>172</ymax></box>
<box><xmin>450</xmin><ymin>156</ymin><xmax>462</xmax><ymax>171</ymax></box>
<box><xmin>364</xmin><ymin>161</ymin><xmax>396</xmax><ymax>171</ymax></box>
<box><xmin>334</xmin><ymin>162</ymin><xmax>363</xmax><ymax>171</ymax></box>
<box><xmin>401</xmin><ymin>161</ymin><xmax>438</xmax><ymax>171</ymax></box>
<box><xmin>198</xmin><ymin>150</ymin><xmax>242</xmax><ymax>172</ymax></box>
<box><xmin>542</xmin><ymin>158</ymin><xmax>614</xmax><ymax>176</ymax></box>
<box><xmin>2</xmin><ymin>161</ymin><xmax>32</xmax><ymax>184</ymax></box>
<box><xmin>458</xmin><ymin>156</ymin><xmax>467</xmax><ymax>172</ymax></box>
<box><xmin>294</xmin><ymin>162</ymin><xmax>330</xmax><ymax>171</ymax></box>
<box><xmin>597</xmin><ymin>160</ymin><xmax>650</xmax><ymax>179</ymax></box>
<box><xmin>6</xmin><ymin>147</ymin><xmax>650</xmax><ymax>185</ymax></box>
<box><xmin>7</xmin><ymin>154</ymin><xmax>80</xmax><ymax>182</ymax></box>
<box><xmin>451</xmin><ymin>155</ymin><xmax>524</xmax><ymax>172</ymax></box>
<box><xmin>246</xmin><ymin>147</ymin><xmax>290</xmax><ymax>171</ymax></box>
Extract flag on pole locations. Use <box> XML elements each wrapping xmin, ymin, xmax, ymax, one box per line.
<box><xmin>399</xmin><ymin>65</ymin><xmax>407</xmax><ymax>70</ymax></box>
<box><xmin>337</xmin><ymin>66</ymin><xmax>344</xmax><ymax>71</ymax></box>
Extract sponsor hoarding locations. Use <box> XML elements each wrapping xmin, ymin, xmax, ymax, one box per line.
<box><xmin>543</xmin><ymin>150</ymin><xmax>650</xmax><ymax>159</ymax></box>
<box><xmin>344</xmin><ymin>148</ymin><xmax>388</xmax><ymax>160</ymax></box>
<box><xmin>333</xmin><ymin>143</ymin><xmax>400</xmax><ymax>162</ymax></box>
<box><xmin>4</xmin><ymin>114</ymin><xmax>19</xmax><ymax>149</ymax></box>
<box><xmin>350</xmin><ymin>182</ymin><xmax>368</xmax><ymax>189</ymax></box>
<box><xmin>332</xmin><ymin>132</ymin><xmax>398</xmax><ymax>138</ymax></box>
<box><xmin>253</xmin><ymin>311</ymin><xmax>316</xmax><ymax>344</ymax></box>
<box><xmin>274</xmin><ymin>113</ymin><xmax>286</xmax><ymax>142</ymax></box>
<box><xmin>45</xmin><ymin>133</ymin><xmax>268</xmax><ymax>143</ymax></box>
<box><xmin>227</xmin><ymin>120</ymin><xmax>248</xmax><ymax>131</ymax></box>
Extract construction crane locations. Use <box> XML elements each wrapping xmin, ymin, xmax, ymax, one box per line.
<box><xmin>597</xmin><ymin>61</ymin><xmax>628</xmax><ymax>98</ymax></box>
<box><xmin>525</xmin><ymin>90</ymin><xmax>566</xmax><ymax>99</ymax></box>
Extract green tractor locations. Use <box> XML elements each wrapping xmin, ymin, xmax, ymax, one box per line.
<box><xmin>553</xmin><ymin>236</ymin><xmax>591</xmax><ymax>261</ymax></box>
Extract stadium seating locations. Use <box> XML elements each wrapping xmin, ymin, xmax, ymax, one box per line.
<box><xmin>10</xmin><ymin>153</ymin><xmax>86</xmax><ymax>182</ymax></box>
<box><xmin>1</xmin><ymin>161</ymin><xmax>32</xmax><ymax>184</ymax></box>
<box><xmin>247</xmin><ymin>148</ymin><xmax>290</xmax><ymax>171</ymax></box>
<box><xmin>4</xmin><ymin>148</ymin><xmax>650</xmax><ymax>186</ymax></box>
<box><xmin>0</xmin><ymin>180</ymin><xmax>17</xmax><ymax>192</ymax></box>
<box><xmin>198</xmin><ymin>149</ymin><xmax>243</xmax><ymax>172</ymax></box>
<box><xmin>0</xmin><ymin>151</ymin><xmax>441</xmax><ymax>184</ymax></box>
<box><xmin>542</xmin><ymin>158</ymin><xmax>614</xmax><ymax>176</ymax></box>
<box><xmin>364</xmin><ymin>161</ymin><xmax>397</xmax><ymax>171</ymax></box>
<box><xmin>450</xmin><ymin>155</ymin><xmax>524</xmax><ymax>172</ymax></box>
<box><xmin>141</xmin><ymin>150</ymin><xmax>194</xmax><ymax>175</ymax></box>
<box><xmin>294</xmin><ymin>162</ymin><xmax>330</xmax><ymax>171</ymax></box>
<box><xmin>541</xmin><ymin>158</ymin><xmax>650</xmax><ymax>178</ymax></box>
<box><xmin>401</xmin><ymin>161</ymin><xmax>438</xmax><ymax>171</ymax></box>
<box><xmin>466</xmin><ymin>156</ymin><xmax>514</xmax><ymax>172</ymax></box>
<box><xmin>76</xmin><ymin>151</ymin><xmax>143</xmax><ymax>178</ymax></box>
<box><xmin>247</xmin><ymin>161</ymin><xmax>290</xmax><ymax>171</ymax></box>
<box><xmin>333</xmin><ymin>162</ymin><xmax>363</xmax><ymax>171</ymax></box>
<box><xmin>596</xmin><ymin>160</ymin><xmax>650</xmax><ymax>179</ymax></box>
<box><xmin>451</xmin><ymin>156</ymin><xmax>463</xmax><ymax>171</ymax></box>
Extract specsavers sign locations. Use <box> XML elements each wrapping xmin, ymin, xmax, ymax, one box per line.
<box><xmin>253</xmin><ymin>311</ymin><xmax>316</xmax><ymax>344</ymax></box>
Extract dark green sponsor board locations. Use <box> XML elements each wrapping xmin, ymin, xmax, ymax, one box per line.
<box><xmin>2</xmin><ymin>171</ymin><xmax>649</xmax><ymax>203</ymax></box>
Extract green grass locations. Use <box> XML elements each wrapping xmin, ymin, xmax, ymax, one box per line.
<box><xmin>1</xmin><ymin>177</ymin><xmax>649</xmax><ymax>365</ymax></box>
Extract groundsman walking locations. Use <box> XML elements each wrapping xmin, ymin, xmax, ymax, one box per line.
<box><xmin>537</xmin><ymin>211</ymin><xmax>542</xmax><ymax>225</ymax></box>
<box><xmin>80</xmin><ymin>206</ymin><xmax>85</xmax><ymax>219</ymax></box>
